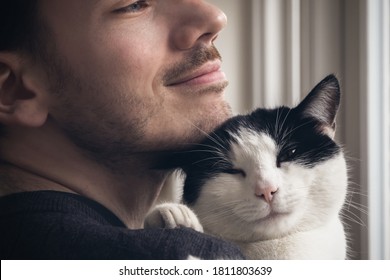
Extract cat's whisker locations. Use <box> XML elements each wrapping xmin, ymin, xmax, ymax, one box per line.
<box><xmin>342</xmin><ymin>215</ymin><xmax>366</xmax><ymax>227</ymax></box>
<box><xmin>347</xmin><ymin>190</ymin><xmax>368</xmax><ymax>198</ymax></box>
<box><xmin>345</xmin><ymin>200</ymin><xmax>368</xmax><ymax>214</ymax></box>
<box><xmin>173</xmin><ymin>144</ymin><xmax>226</xmax><ymax>160</ymax></box>
<box><xmin>278</xmin><ymin>108</ymin><xmax>293</xmax><ymax>137</ymax></box>
<box><xmin>176</xmin><ymin>142</ymin><xmax>229</xmax><ymax>164</ymax></box>
<box><xmin>341</xmin><ymin>191</ymin><xmax>368</xmax><ymax>227</ymax></box>
<box><xmin>340</xmin><ymin>212</ymin><xmax>366</xmax><ymax>227</ymax></box>
<box><xmin>184</xmin><ymin>120</ymin><xmax>229</xmax><ymax>153</ymax></box>
<box><xmin>275</xmin><ymin>107</ymin><xmax>281</xmax><ymax>138</ymax></box>
<box><xmin>189</xmin><ymin>143</ymin><xmax>225</xmax><ymax>151</ymax></box>
<box><xmin>344</xmin><ymin>155</ymin><xmax>362</xmax><ymax>163</ymax></box>
<box><xmin>192</xmin><ymin>157</ymin><xmax>227</xmax><ymax>166</ymax></box>
<box><xmin>347</xmin><ymin>181</ymin><xmax>366</xmax><ymax>190</ymax></box>
<box><xmin>211</xmin><ymin>159</ymin><xmax>231</xmax><ymax>169</ymax></box>
<box><xmin>346</xmin><ymin>183</ymin><xmax>368</xmax><ymax>200</ymax></box>
<box><xmin>178</xmin><ymin>149</ymin><xmax>225</xmax><ymax>159</ymax></box>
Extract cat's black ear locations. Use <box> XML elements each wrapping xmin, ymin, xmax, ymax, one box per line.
<box><xmin>297</xmin><ymin>74</ymin><xmax>341</xmax><ymax>138</ymax></box>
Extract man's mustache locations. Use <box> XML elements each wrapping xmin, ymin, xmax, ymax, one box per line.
<box><xmin>163</xmin><ymin>46</ymin><xmax>222</xmax><ymax>86</ymax></box>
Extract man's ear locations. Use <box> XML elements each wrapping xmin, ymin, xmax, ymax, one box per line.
<box><xmin>0</xmin><ymin>52</ymin><xmax>49</xmax><ymax>128</ymax></box>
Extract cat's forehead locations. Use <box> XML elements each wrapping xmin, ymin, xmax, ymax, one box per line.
<box><xmin>225</xmin><ymin>107</ymin><xmax>296</xmax><ymax>149</ymax></box>
<box><xmin>229</xmin><ymin>128</ymin><xmax>277</xmax><ymax>163</ymax></box>
<box><xmin>250</xmin><ymin>107</ymin><xmax>297</xmax><ymax>136</ymax></box>
<box><xmin>230</xmin><ymin>128</ymin><xmax>276</xmax><ymax>149</ymax></box>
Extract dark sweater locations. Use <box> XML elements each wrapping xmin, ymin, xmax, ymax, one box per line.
<box><xmin>0</xmin><ymin>191</ymin><xmax>244</xmax><ymax>260</ymax></box>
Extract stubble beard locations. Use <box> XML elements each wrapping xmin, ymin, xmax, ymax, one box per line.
<box><xmin>43</xmin><ymin>45</ymin><xmax>231</xmax><ymax>171</ymax></box>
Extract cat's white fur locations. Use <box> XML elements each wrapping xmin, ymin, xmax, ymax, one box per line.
<box><xmin>145</xmin><ymin>128</ymin><xmax>348</xmax><ymax>259</ymax></box>
<box><xmin>192</xmin><ymin>128</ymin><xmax>347</xmax><ymax>259</ymax></box>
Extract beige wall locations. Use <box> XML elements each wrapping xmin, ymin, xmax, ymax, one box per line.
<box><xmin>208</xmin><ymin>0</ymin><xmax>253</xmax><ymax>114</ymax></box>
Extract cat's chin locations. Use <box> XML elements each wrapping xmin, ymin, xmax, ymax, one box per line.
<box><xmin>254</xmin><ymin>211</ymin><xmax>288</xmax><ymax>223</ymax></box>
<box><xmin>246</xmin><ymin>212</ymin><xmax>298</xmax><ymax>241</ymax></box>
<box><xmin>211</xmin><ymin>212</ymin><xmax>295</xmax><ymax>243</ymax></box>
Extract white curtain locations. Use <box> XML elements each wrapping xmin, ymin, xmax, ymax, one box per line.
<box><xmin>250</xmin><ymin>0</ymin><xmax>390</xmax><ymax>260</ymax></box>
<box><xmin>211</xmin><ymin>0</ymin><xmax>390</xmax><ymax>260</ymax></box>
<box><xmin>361</xmin><ymin>0</ymin><xmax>390</xmax><ymax>260</ymax></box>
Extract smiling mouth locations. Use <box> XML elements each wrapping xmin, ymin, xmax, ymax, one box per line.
<box><xmin>165</xmin><ymin>61</ymin><xmax>227</xmax><ymax>87</ymax></box>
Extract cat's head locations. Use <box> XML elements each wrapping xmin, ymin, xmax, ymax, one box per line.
<box><xmin>168</xmin><ymin>75</ymin><xmax>348</xmax><ymax>242</ymax></box>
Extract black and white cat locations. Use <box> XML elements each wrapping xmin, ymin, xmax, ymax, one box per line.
<box><xmin>145</xmin><ymin>75</ymin><xmax>348</xmax><ymax>259</ymax></box>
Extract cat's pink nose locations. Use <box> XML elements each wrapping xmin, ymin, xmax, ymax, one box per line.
<box><xmin>255</xmin><ymin>185</ymin><xmax>278</xmax><ymax>203</ymax></box>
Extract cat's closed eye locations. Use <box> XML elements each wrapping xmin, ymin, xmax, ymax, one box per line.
<box><xmin>222</xmin><ymin>168</ymin><xmax>246</xmax><ymax>177</ymax></box>
<box><xmin>277</xmin><ymin>148</ymin><xmax>297</xmax><ymax>167</ymax></box>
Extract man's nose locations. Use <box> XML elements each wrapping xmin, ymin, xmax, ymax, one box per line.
<box><xmin>170</xmin><ymin>0</ymin><xmax>227</xmax><ymax>50</ymax></box>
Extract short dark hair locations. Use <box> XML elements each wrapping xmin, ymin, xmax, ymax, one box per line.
<box><xmin>0</xmin><ymin>0</ymin><xmax>41</xmax><ymax>53</ymax></box>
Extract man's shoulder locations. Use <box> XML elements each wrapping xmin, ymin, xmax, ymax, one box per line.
<box><xmin>0</xmin><ymin>190</ymin><xmax>125</xmax><ymax>226</ymax></box>
<box><xmin>0</xmin><ymin>191</ymin><xmax>245</xmax><ymax>260</ymax></box>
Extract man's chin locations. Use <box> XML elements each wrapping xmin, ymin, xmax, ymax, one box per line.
<box><xmin>183</xmin><ymin>101</ymin><xmax>232</xmax><ymax>145</ymax></box>
<box><xmin>135</xmin><ymin>97</ymin><xmax>232</xmax><ymax>155</ymax></box>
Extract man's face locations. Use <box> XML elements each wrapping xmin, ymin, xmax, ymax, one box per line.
<box><xmin>38</xmin><ymin>0</ymin><xmax>230</xmax><ymax>163</ymax></box>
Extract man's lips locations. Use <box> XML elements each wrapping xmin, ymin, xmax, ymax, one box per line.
<box><xmin>166</xmin><ymin>61</ymin><xmax>226</xmax><ymax>87</ymax></box>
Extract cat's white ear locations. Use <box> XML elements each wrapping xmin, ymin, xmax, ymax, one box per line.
<box><xmin>297</xmin><ymin>74</ymin><xmax>340</xmax><ymax>139</ymax></box>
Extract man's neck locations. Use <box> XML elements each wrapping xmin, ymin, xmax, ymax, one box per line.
<box><xmin>0</xmin><ymin>121</ymin><xmax>168</xmax><ymax>229</ymax></box>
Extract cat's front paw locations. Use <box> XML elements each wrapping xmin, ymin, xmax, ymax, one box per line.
<box><xmin>144</xmin><ymin>203</ymin><xmax>204</xmax><ymax>232</ymax></box>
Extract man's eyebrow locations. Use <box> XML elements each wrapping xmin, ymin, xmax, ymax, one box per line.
<box><xmin>93</xmin><ymin>0</ymin><xmax>105</xmax><ymax>6</ymax></box>
<box><xmin>89</xmin><ymin>0</ymin><xmax>114</xmax><ymax>12</ymax></box>
<box><xmin>94</xmin><ymin>0</ymin><xmax>116</xmax><ymax>5</ymax></box>
<box><xmin>92</xmin><ymin>0</ymin><xmax>117</xmax><ymax>9</ymax></box>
